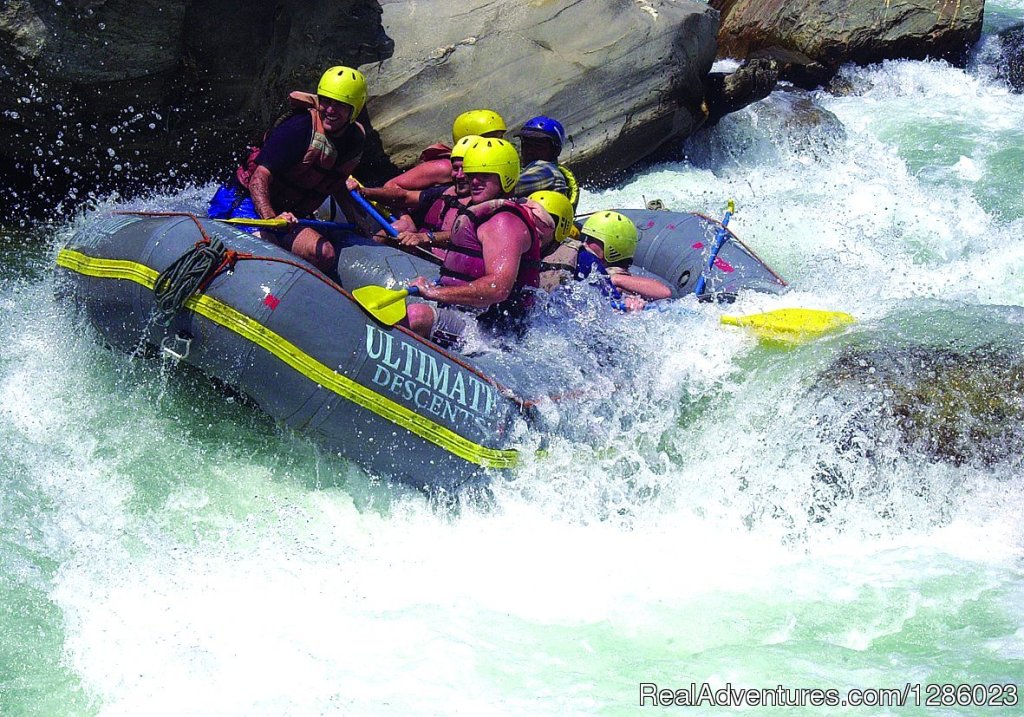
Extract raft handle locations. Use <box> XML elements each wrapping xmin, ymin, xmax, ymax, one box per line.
<box><xmin>160</xmin><ymin>332</ymin><xmax>193</xmax><ymax>362</ymax></box>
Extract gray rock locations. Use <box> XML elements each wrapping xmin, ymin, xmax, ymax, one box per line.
<box><xmin>710</xmin><ymin>0</ymin><xmax>984</xmax><ymax>86</ymax></box>
<box><xmin>360</xmin><ymin>0</ymin><xmax>719</xmax><ymax>185</ymax></box>
<box><xmin>703</xmin><ymin>57</ymin><xmax>779</xmax><ymax>127</ymax></box>
<box><xmin>748</xmin><ymin>46</ymin><xmax>830</xmax><ymax>90</ymax></box>
<box><xmin>1</xmin><ymin>0</ymin><xmax>719</xmax><ymax>217</ymax></box>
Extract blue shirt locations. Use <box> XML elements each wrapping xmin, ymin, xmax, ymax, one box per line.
<box><xmin>575</xmin><ymin>248</ymin><xmax>621</xmax><ymax>299</ymax></box>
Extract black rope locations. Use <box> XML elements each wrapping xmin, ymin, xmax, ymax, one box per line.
<box><xmin>152</xmin><ymin>238</ymin><xmax>227</xmax><ymax>326</ymax></box>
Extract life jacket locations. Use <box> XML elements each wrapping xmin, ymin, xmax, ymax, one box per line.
<box><xmin>236</xmin><ymin>91</ymin><xmax>365</xmax><ymax>216</ymax></box>
<box><xmin>537</xmin><ymin>238</ymin><xmax>583</xmax><ymax>292</ymax></box>
<box><xmin>439</xmin><ymin>198</ymin><xmax>553</xmax><ymax>323</ymax></box>
<box><xmin>420</xmin><ymin>186</ymin><xmax>465</xmax><ymax>233</ymax></box>
<box><xmin>417</xmin><ymin>142</ymin><xmax>453</xmax><ymax>164</ymax></box>
<box><xmin>559</xmin><ymin>164</ymin><xmax>580</xmax><ymax>209</ymax></box>
<box><xmin>575</xmin><ymin>247</ymin><xmax>628</xmax><ymax>299</ymax></box>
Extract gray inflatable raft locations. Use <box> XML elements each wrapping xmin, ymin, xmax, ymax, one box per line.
<box><xmin>55</xmin><ymin>209</ymin><xmax>785</xmax><ymax>489</ymax></box>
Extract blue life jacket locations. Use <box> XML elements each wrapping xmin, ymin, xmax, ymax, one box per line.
<box><xmin>575</xmin><ymin>248</ymin><xmax>621</xmax><ymax>299</ymax></box>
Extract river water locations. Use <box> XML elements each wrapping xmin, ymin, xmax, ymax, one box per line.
<box><xmin>2</xmin><ymin>5</ymin><xmax>1023</xmax><ymax>715</ymax></box>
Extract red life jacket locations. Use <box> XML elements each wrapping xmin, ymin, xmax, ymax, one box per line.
<box><xmin>421</xmin><ymin>186</ymin><xmax>465</xmax><ymax>233</ymax></box>
<box><xmin>236</xmin><ymin>91</ymin><xmax>365</xmax><ymax>216</ymax></box>
<box><xmin>438</xmin><ymin>198</ymin><xmax>552</xmax><ymax>327</ymax></box>
<box><xmin>417</xmin><ymin>142</ymin><xmax>452</xmax><ymax>164</ymax></box>
<box><xmin>440</xmin><ymin>198</ymin><xmax>552</xmax><ymax>287</ymax></box>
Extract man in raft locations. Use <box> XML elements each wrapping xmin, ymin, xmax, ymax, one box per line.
<box><xmin>540</xmin><ymin>210</ymin><xmax>672</xmax><ymax>308</ymax></box>
<box><xmin>208</xmin><ymin>66</ymin><xmax>368</xmax><ymax>273</ymax></box>
<box><xmin>357</xmin><ymin>134</ymin><xmax>479</xmax><ymax>250</ymax></box>
<box><xmin>403</xmin><ymin>138</ymin><xmax>555</xmax><ymax>347</ymax></box>
<box><xmin>512</xmin><ymin>116</ymin><xmax>579</xmax><ymax>209</ymax></box>
<box><xmin>383</xmin><ymin>109</ymin><xmax>507</xmax><ymax>192</ymax></box>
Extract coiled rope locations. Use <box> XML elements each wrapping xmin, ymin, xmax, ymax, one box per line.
<box><xmin>153</xmin><ymin>237</ymin><xmax>231</xmax><ymax>326</ymax></box>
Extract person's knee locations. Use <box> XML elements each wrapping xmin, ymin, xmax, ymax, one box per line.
<box><xmin>312</xmin><ymin>238</ymin><xmax>336</xmax><ymax>271</ymax></box>
<box><xmin>292</xmin><ymin>229</ymin><xmax>336</xmax><ymax>271</ymax></box>
<box><xmin>406</xmin><ymin>303</ymin><xmax>433</xmax><ymax>337</ymax></box>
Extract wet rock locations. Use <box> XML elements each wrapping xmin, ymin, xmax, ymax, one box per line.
<box><xmin>996</xmin><ymin>24</ymin><xmax>1024</xmax><ymax>92</ymax></box>
<box><xmin>362</xmin><ymin>0</ymin><xmax>719</xmax><ymax>187</ymax></box>
<box><xmin>816</xmin><ymin>344</ymin><xmax>1024</xmax><ymax>469</ymax></box>
<box><xmin>703</xmin><ymin>57</ymin><xmax>779</xmax><ymax>127</ymax></box>
<box><xmin>1</xmin><ymin>0</ymin><xmax>720</xmax><ymax>219</ymax></box>
<box><xmin>748</xmin><ymin>46</ymin><xmax>831</xmax><ymax>90</ymax></box>
<box><xmin>757</xmin><ymin>89</ymin><xmax>845</xmax><ymax>143</ymax></box>
<box><xmin>710</xmin><ymin>0</ymin><xmax>985</xmax><ymax>87</ymax></box>
<box><xmin>0</xmin><ymin>0</ymin><xmax>392</xmax><ymax>218</ymax></box>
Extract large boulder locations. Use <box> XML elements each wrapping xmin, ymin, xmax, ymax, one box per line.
<box><xmin>360</xmin><ymin>0</ymin><xmax>719</xmax><ymax>185</ymax></box>
<box><xmin>814</xmin><ymin>342</ymin><xmax>1024</xmax><ymax>469</ymax></box>
<box><xmin>710</xmin><ymin>0</ymin><xmax>985</xmax><ymax>86</ymax></box>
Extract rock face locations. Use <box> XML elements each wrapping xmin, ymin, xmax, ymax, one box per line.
<box><xmin>2</xmin><ymin>0</ymin><xmax>994</xmax><ymax>219</ymax></box>
<box><xmin>360</xmin><ymin>0</ymin><xmax>718</xmax><ymax>185</ymax></box>
<box><xmin>0</xmin><ymin>0</ymin><xmax>392</xmax><ymax>218</ymax></box>
<box><xmin>710</xmin><ymin>0</ymin><xmax>985</xmax><ymax>87</ymax></box>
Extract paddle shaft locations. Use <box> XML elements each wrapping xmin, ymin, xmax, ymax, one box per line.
<box><xmin>349</xmin><ymin>188</ymin><xmax>398</xmax><ymax>238</ymax></box>
<box><xmin>297</xmin><ymin>218</ymin><xmax>356</xmax><ymax>231</ymax></box>
<box><xmin>694</xmin><ymin>208</ymin><xmax>733</xmax><ymax>296</ymax></box>
<box><xmin>349</xmin><ymin>187</ymin><xmax>451</xmax><ymax>266</ymax></box>
<box><xmin>221</xmin><ymin>217</ymin><xmax>356</xmax><ymax>232</ymax></box>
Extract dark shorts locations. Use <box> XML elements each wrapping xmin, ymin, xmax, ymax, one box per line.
<box><xmin>426</xmin><ymin>305</ymin><xmax>480</xmax><ymax>349</ymax></box>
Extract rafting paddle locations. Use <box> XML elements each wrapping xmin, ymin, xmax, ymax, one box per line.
<box><xmin>217</xmin><ymin>217</ymin><xmax>356</xmax><ymax>232</ymax></box>
<box><xmin>721</xmin><ymin>308</ymin><xmax>855</xmax><ymax>346</ymax></box>
<box><xmin>351</xmin><ymin>284</ymin><xmax>420</xmax><ymax>325</ymax></box>
<box><xmin>349</xmin><ymin>188</ymin><xmax>399</xmax><ymax>238</ymax></box>
<box><xmin>348</xmin><ymin>187</ymin><xmax>450</xmax><ymax>267</ymax></box>
<box><xmin>696</xmin><ymin>197</ymin><xmax>737</xmax><ymax>294</ymax></box>
<box><xmin>694</xmin><ymin>200</ymin><xmax>736</xmax><ymax>297</ymax></box>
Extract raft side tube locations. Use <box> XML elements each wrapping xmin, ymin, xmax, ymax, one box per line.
<box><xmin>55</xmin><ymin>214</ymin><xmax>526</xmax><ymax>489</ymax></box>
<box><xmin>621</xmin><ymin>209</ymin><xmax>787</xmax><ymax>298</ymax></box>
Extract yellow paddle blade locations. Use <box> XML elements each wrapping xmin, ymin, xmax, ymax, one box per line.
<box><xmin>217</xmin><ymin>217</ymin><xmax>289</xmax><ymax>229</ymax></box>
<box><xmin>721</xmin><ymin>308</ymin><xmax>856</xmax><ymax>346</ymax></box>
<box><xmin>351</xmin><ymin>285</ymin><xmax>411</xmax><ymax>325</ymax></box>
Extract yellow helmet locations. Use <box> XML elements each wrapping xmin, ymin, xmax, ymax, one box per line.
<box><xmin>317</xmin><ymin>66</ymin><xmax>368</xmax><ymax>120</ymax></box>
<box><xmin>450</xmin><ymin>134</ymin><xmax>481</xmax><ymax>161</ymax></box>
<box><xmin>452</xmin><ymin>109</ymin><xmax>506</xmax><ymax>143</ymax></box>
<box><xmin>462</xmin><ymin>138</ymin><xmax>520</xmax><ymax>193</ymax></box>
<box><xmin>581</xmin><ymin>211</ymin><xmax>638</xmax><ymax>264</ymax></box>
<box><xmin>529</xmin><ymin>191</ymin><xmax>575</xmax><ymax>244</ymax></box>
